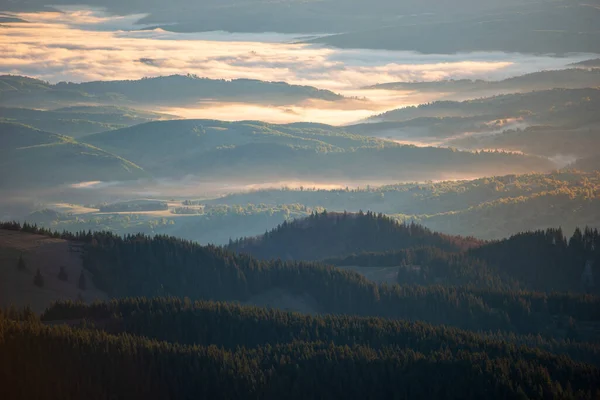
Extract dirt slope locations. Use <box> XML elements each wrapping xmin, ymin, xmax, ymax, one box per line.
<box><xmin>0</xmin><ymin>230</ymin><xmax>107</xmax><ymax>313</ymax></box>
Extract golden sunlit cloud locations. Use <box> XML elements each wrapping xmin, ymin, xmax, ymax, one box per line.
<box><xmin>0</xmin><ymin>7</ymin><xmax>593</xmax><ymax>124</ymax></box>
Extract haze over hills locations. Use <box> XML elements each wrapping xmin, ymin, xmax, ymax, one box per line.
<box><xmin>81</xmin><ymin>119</ymin><xmax>554</xmax><ymax>182</ymax></box>
<box><xmin>0</xmin><ymin>105</ymin><xmax>173</xmax><ymax>137</ymax></box>
<box><xmin>0</xmin><ymin>122</ymin><xmax>146</xmax><ymax>188</ymax></box>
<box><xmin>366</xmin><ymin>69</ymin><xmax>600</xmax><ymax>95</ymax></box>
<box><xmin>369</xmin><ymin>88</ymin><xmax>600</xmax><ymax>123</ymax></box>
<box><xmin>570</xmin><ymin>58</ymin><xmax>600</xmax><ymax>69</ymax></box>
<box><xmin>361</xmin><ymin>88</ymin><xmax>600</xmax><ymax>158</ymax></box>
<box><xmin>0</xmin><ymin>75</ymin><xmax>346</xmax><ymax>109</ymax></box>
<box><xmin>3</xmin><ymin>0</ymin><xmax>600</xmax><ymax>397</ymax></box>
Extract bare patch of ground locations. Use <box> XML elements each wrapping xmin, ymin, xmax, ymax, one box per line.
<box><xmin>0</xmin><ymin>229</ymin><xmax>108</xmax><ymax>313</ymax></box>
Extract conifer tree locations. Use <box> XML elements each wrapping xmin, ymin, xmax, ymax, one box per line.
<box><xmin>58</xmin><ymin>266</ymin><xmax>68</xmax><ymax>282</ymax></box>
<box><xmin>33</xmin><ymin>269</ymin><xmax>44</xmax><ymax>288</ymax></box>
<box><xmin>17</xmin><ymin>254</ymin><xmax>26</xmax><ymax>271</ymax></box>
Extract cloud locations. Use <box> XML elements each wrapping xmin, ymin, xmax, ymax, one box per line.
<box><xmin>0</xmin><ymin>7</ymin><xmax>596</xmax><ymax>124</ymax></box>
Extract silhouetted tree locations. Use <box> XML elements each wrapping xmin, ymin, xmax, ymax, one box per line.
<box><xmin>17</xmin><ymin>254</ymin><xmax>26</xmax><ymax>271</ymax></box>
<box><xmin>58</xmin><ymin>266</ymin><xmax>68</xmax><ymax>282</ymax></box>
<box><xmin>34</xmin><ymin>269</ymin><xmax>44</xmax><ymax>288</ymax></box>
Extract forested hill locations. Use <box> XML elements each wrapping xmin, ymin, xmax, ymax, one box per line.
<box><xmin>228</xmin><ymin>211</ymin><xmax>480</xmax><ymax>261</ymax></box>
<box><xmin>2</xmin><ymin>221</ymin><xmax>600</xmax><ymax>337</ymax></box>
<box><xmin>368</xmin><ymin>88</ymin><xmax>600</xmax><ymax>122</ymax></box>
<box><xmin>0</xmin><ymin>105</ymin><xmax>173</xmax><ymax>137</ymax></box>
<box><xmin>40</xmin><ymin>297</ymin><xmax>600</xmax><ymax>367</ymax></box>
<box><xmin>0</xmin><ymin>74</ymin><xmax>344</xmax><ymax>109</ymax></box>
<box><xmin>326</xmin><ymin>227</ymin><xmax>600</xmax><ymax>294</ymax></box>
<box><xmin>0</xmin><ymin>122</ymin><xmax>146</xmax><ymax>188</ymax></box>
<box><xmin>366</xmin><ymin>68</ymin><xmax>600</xmax><ymax>94</ymax></box>
<box><xmin>3</xmin><ymin>301</ymin><xmax>600</xmax><ymax>399</ymax></box>
<box><xmin>82</xmin><ymin>119</ymin><xmax>553</xmax><ymax>181</ymax></box>
<box><xmin>57</xmin><ymin>75</ymin><xmax>344</xmax><ymax>104</ymax></box>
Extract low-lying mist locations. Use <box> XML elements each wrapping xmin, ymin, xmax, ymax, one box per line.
<box><xmin>1</xmin><ymin>172</ymin><xmax>510</xmax><ymax>220</ymax></box>
<box><xmin>1</xmin><ymin>7</ymin><xmax>596</xmax><ymax>124</ymax></box>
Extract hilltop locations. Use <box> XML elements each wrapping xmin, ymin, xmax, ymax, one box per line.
<box><xmin>0</xmin><ymin>75</ymin><xmax>345</xmax><ymax>109</ymax></box>
<box><xmin>228</xmin><ymin>211</ymin><xmax>480</xmax><ymax>261</ymax></box>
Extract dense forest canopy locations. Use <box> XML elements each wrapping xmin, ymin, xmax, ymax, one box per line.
<box><xmin>2</xmin><ymin>220</ymin><xmax>599</xmax><ymax>337</ymax></box>
<box><xmin>2</xmin><ymin>0</ymin><xmax>600</xmax><ymax>396</ymax></box>
<box><xmin>3</xmin><ymin>306</ymin><xmax>600</xmax><ymax>399</ymax></box>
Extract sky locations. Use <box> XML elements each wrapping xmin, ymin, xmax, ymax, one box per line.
<box><xmin>1</xmin><ymin>7</ymin><xmax>596</xmax><ymax>124</ymax></box>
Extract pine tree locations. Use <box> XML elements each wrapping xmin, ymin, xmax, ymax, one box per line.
<box><xmin>78</xmin><ymin>271</ymin><xmax>87</xmax><ymax>291</ymax></box>
<box><xmin>17</xmin><ymin>254</ymin><xmax>26</xmax><ymax>271</ymax></box>
<box><xmin>33</xmin><ymin>269</ymin><xmax>44</xmax><ymax>287</ymax></box>
<box><xmin>58</xmin><ymin>266</ymin><xmax>69</xmax><ymax>282</ymax></box>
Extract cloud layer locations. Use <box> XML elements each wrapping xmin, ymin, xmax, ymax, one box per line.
<box><xmin>0</xmin><ymin>7</ymin><xmax>595</xmax><ymax>124</ymax></box>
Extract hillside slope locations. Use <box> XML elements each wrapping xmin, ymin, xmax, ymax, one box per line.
<box><xmin>0</xmin><ymin>75</ymin><xmax>345</xmax><ymax>109</ymax></box>
<box><xmin>367</xmin><ymin>69</ymin><xmax>600</xmax><ymax>94</ymax></box>
<box><xmin>0</xmin><ymin>229</ymin><xmax>107</xmax><ymax>312</ymax></box>
<box><xmin>0</xmin><ymin>123</ymin><xmax>146</xmax><ymax>187</ymax></box>
<box><xmin>0</xmin><ymin>106</ymin><xmax>173</xmax><ymax>138</ymax></box>
<box><xmin>83</xmin><ymin>119</ymin><xmax>554</xmax><ymax>181</ymax></box>
<box><xmin>228</xmin><ymin>211</ymin><xmax>480</xmax><ymax>261</ymax></box>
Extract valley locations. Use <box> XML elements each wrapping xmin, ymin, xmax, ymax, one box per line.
<box><xmin>1</xmin><ymin>1</ymin><xmax>600</xmax><ymax>397</ymax></box>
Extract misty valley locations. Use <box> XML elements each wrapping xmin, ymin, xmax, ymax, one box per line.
<box><xmin>1</xmin><ymin>1</ymin><xmax>600</xmax><ymax>399</ymax></box>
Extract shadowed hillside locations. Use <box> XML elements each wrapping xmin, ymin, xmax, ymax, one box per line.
<box><xmin>0</xmin><ymin>123</ymin><xmax>146</xmax><ymax>188</ymax></box>
<box><xmin>82</xmin><ymin>119</ymin><xmax>554</xmax><ymax>181</ymax></box>
<box><xmin>0</xmin><ymin>75</ymin><xmax>345</xmax><ymax>109</ymax></box>
<box><xmin>228</xmin><ymin>211</ymin><xmax>480</xmax><ymax>261</ymax></box>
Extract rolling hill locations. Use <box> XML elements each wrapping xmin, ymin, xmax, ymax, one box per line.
<box><xmin>228</xmin><ymin>211</ymin><xmax>480</xmax><ymax>261</ymax></box>
<box><xmin>366</xmin><ymin>69</ymin><xmax>600</xmax><ymax>95</ymax></box>
<box><xmin>0</xmin><ymin>106</ymin><xmax>173</xmax><ymax>138</ymax></box>
<box><xmin>368</xmin><ymin>88</ymin><xmax>600</xmax><ymax>123</ymax></box>
<box><xmin>82</xmin><ymin>119</ymin><xmax>554</xmax><ymax>181</ymax></box>
<box><xmin>5</xmin><ymin>221</ymin><xmax>598</xmax><ymax>337</ymax></box>
<box><xmin>0</xmin><ymin>122</ymin><xmax>147</xmax><ymax>188</ymax></box>
<box><xmin>0</xmin><ymin>75</ymin><xmax>345</xmax><ymax>109</ymax></box>
<box><xmin>0</xmin><ymin>229</ymin><xmax>107</xmax><ymax>313</ymax></box>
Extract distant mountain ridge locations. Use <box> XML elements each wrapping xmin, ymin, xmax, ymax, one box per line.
<box><xmin>0</xmin><ymin>74</ymin><xmax>345</xmax><ymax>109</ymax></box>
<box><xmin>0</xmin><ymin>105</ymin><xmax>173</xmax><ymax>138</ymax></box>
<box><xmin>366</xmin><ymin>69</ymin><xmax>600</xmax><ymax>93</ymax></box>
<box><xmin>82</xmin><ymin>119</ymin><xmax>554</xmax><ymax>181</ymax></box>
<box><xmin>368</xmin><ymin>88</ymin><xmax>600</xmax><ymax>122</ymax></box>
<box><xmin>0</xmin><ymin>122</ymin><xmax>146</xmax><ymax>188</ymax></box>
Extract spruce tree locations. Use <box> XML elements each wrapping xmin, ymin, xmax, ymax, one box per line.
<box><xmin>17</xmin><ymin>254</ymin><xmax>26</xmax><ymax>271</ymax></box>
<box><xmin>58</xmin><ymin>266</ymin><xmax>68</xmax><ymax>282</ymax></box>
<box><xmin>33</xmin><ymin>269</ymin><xmax>44</xmax><ymax>288</ymax></box>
